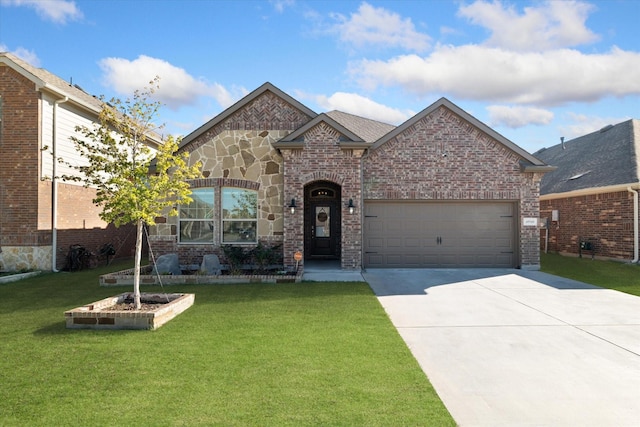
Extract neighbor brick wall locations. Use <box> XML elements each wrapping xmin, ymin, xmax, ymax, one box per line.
<box><xmin>0</xmin><ymin>65</ymin><xmax>139</xmax><ymax>271</ymax></box>
<box><xmin>540</xmin><ymin>191</ymin><xmax>635</xmax><ymax>260</ymax></box>
<box><xmin>55</xmin><ymin>223</ymin><xmax>139</xmax><ymax>270</ymax></box>
<box><xmin>38</xmin><ymin>181</ymin><xmax>139</xmax><ymax>269</ymax></box>
<box><xmin>364</xmin><ymin>106</ymin><xmax>544</xmax><ymax>268</ymax></box>
<box><xmin>0</xmin><ymin>65</ymin><xmax>41</xmax><ymax>247</ymax></box>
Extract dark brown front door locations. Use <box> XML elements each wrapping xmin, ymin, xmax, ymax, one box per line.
<box><xmin>305</xmin><ymin>182</ymin><xmax>341</xmax><ymax>259</ymax></box>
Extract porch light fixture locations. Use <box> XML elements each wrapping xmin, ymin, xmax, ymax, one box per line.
<box><xmin>348</xmin><ymin>198</ymin><xmax>355</xmax><ymax>214</ymax></box>
<box><xmin>288</xmin><ymin>198</ymin><xmax>297</xmax><ymax>214</ymax></box>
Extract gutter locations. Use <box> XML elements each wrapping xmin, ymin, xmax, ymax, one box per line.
<box><xmin>51</xmin><ymin>96</ymin><xmax>68</xmax><ymax>272</ymax></box>
<box><xmin>627</xmin><ymin>186</ymin><xmax>639</xmax><ymax>263</ymax></box>
<box><xmin>541</xmin><ymin>183</ymin><xmax>640</xmax><ymax>201</ymax></box>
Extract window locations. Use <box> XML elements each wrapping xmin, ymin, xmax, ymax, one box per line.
<box><xmin>222</xmin><ymin>187</ymin><xmax>257</xmax><ymax>243</ymax></box>
<box><xmin>179</xmin><ymin>188</ymin><xmax>214</xmax><ymax>243</ymax></box>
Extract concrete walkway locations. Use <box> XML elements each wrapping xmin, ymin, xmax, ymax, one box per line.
<box><xmin>363</xmin><ymin>268</ymin><xmax>640</xmax><ymax>427</ymax></box>
<box><xmin>302</xmin><ymin>260</ymin><xmax>365</xmax><ymax>282</ymax></box>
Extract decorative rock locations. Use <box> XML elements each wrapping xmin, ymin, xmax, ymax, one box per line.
<box><xmin>200</xmin><ymin>254</ymin><xmax>221</xmax><ymax>275</ymax></box>
<box><xmin>151</xmin><ymin>253</ymin><xmax>181</xmax><ymax>276</ymax></box>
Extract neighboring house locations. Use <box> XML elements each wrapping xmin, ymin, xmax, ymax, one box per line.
<box><xmin>0</xmin><ymin>52</ymin><xmax>159</xmax><ymax>272</ymax></box>
<box><xmin>535</xmin><ymin>119</ymin><xmax>640</xmax><ymax>262</ymax></box>
<box><xmin>149</xmin><ymin>82</ymin><xmax>553</xmax><ymax>271</ymax></box>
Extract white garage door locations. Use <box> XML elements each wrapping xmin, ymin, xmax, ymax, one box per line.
<box><xmin>364</xmin><ymin>201</ymin><xmax>517</xmax><ymax>268</ymax></box>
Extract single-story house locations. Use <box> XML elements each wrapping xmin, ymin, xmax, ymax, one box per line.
<box><xmin>0</xmin><ymin>52</ymin><xmax>160</xmax><ymax>272</ymax></box>
<box><xmin>535</xmin><ymin>119</ymin><xmax>640</xmax><ymax>261</ymax></box>
<box><xmin>149</xmin><ymin>82</ymin><xmax>553</xmax><ymax>271</ymax></box>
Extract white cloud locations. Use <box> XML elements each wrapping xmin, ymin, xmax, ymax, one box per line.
<box><xmin>269</xmin><ymin>0</ymin><xmax>294</xmax><ymax>13</ymax></box>
<box><xmin>1</xmin><ymin>0</ymin><xmax>82</xmax><ymax>24</ymax></box>
<box><xmin>0</xmin><ymin>44</ymin><xmax>40</xmax><ymax>66</ymax></box>
<box><xmin>329</xmin><ymin>2</ymin><xmax>430</xmax><ymax>52</ymax></box>
<box><xmin>351</xmin><ymin>45</ymin><xmax>640</xmax><ymax>106</ymax></box>
<box><xmin>458</xmin><ymin>0</ymin><xmax>599</xmax><ymax>51</ymax></box>
<box><xmin>487</xmin><ymin>105</ymin><xmax>554</xmax><ymax>128</ymax></box>
<box><xmin>560</xmin><ymin>112</ymin><xmax>632</xmax><ymax>139</ymax></box>
<box><xmin>99</xmin><ymin>55</ymin><xmax>239</xmax><ymax>110</ymax></box>
<box><xmin>315</xmin><ymin>92</ymin><xmax>412</xmax><ymax>125</ymax></box>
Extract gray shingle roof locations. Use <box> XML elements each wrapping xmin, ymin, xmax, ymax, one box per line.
<box><xmin>535</xmin><ymin>119</ymin><xmax>640</xmax><ymax>195</ymax></box>
<box><xmin>1</xmin><ymin>52</ymin><xmax>104</xmax><ymax>113</ymax></box>
<box><xmin>325</xmin><ymin>110</ymin><xmax>395</xmax><ymax>143</ymax></box>
<box><xmin>1</xmin><ymin>52</ymin><xmax>162</xmax><ymax>146</ymax></box>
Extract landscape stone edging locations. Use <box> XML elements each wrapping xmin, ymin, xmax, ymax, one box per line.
<box><xmin>0</xmin><ymin>271</ymin><xmax>42</xmax><ymax>284</ymax></box>
<box><xmin>99</xmin><ymin>266</ymin><xmax>302</xmax><ymax>286</ymax></box>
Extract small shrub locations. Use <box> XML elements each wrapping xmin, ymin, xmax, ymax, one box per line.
<box><xmin>222</xmin><ymin>245</ymin><xmax>249</xmax><ymax>274</ymax></box>
<box><xmin>250</xmin><ymin>243</ymin><xmax>282</xmax><ymax>274</ymax></box>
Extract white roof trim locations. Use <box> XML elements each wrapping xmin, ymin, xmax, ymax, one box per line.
<box><xmin>541</xmin><ymin>182</ymin><xmax>640</xmax><ymax>200</ymax></box>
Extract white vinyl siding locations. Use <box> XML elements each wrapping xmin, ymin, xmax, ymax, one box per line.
<box><xmin>41</xmin><ymin>93</ymin><xmax>96</xmax><ymax>184</ymax></box>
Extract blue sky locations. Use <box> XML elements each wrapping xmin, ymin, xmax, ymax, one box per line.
<box><xmin>1</xmin><ymin>0</ymin><xmax>639</xmax><ymax>154</ymax></box>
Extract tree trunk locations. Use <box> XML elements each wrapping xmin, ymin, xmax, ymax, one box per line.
<box><xmin>133</xmin><ymin>218</ymin><xmax>143</xmax><ymax>310</ymax></box>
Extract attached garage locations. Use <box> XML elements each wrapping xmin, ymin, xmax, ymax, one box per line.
<box><xmin>364</xmin><ymin>201</ymin><xmax>518</xmax><ymax>268</ymax></box>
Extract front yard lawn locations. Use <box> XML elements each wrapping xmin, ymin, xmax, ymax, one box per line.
<box><xmin>0</xmin><ymin>261</ymin><xmax>454</xmax><ymax>426</ymax></box>
<box><xmin>541</xmin><ymin>252</ymin><xmax>640</xmax><ymax>297</ymax></box>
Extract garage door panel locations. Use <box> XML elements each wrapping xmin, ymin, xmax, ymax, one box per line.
<box><xmin>364</xmin><ymin>201</ymin><xmax>516</xmax><ymax>268</ymax></box>
<box><xmin>367</xmin><ymin>238</ymin><xmax>384</xmax><ymax>249</ymax></box>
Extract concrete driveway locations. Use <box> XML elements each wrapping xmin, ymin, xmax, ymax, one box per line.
<box><xmin>363</xmin><ymin>269</ymin><xmax>640</xmax><ymax>427</ymax></box>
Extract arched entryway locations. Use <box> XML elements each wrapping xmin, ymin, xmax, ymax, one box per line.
<box><xmin>304</xmin><ymin>181</ymin><xmax>341</xmax><ymax>260</ymax></box>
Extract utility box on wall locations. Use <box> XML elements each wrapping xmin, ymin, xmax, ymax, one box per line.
<box><xmin>551</xmin><ymin>210</ymin><xmax>559</xmax><ymax>222</ymax></box>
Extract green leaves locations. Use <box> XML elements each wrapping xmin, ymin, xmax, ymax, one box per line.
<box><xmin>63</xmin><ymin>78</ymin><xmax>202</xmax><ymax>228</ymax></box>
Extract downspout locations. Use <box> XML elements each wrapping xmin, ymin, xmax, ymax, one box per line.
<box><xmin>51</xmin><ymin>97</ymin><xmax>68</xmax><ymax>272</ymax></box>
<box><xmin>627</xmin><ymin>186</ymin><xmax>639</xmax><ymax>263</ymax></box>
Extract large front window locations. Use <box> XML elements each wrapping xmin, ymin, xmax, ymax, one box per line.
<box><xmin>222</xmin><ymin>188</ymin><xmax>258</xmax><ymax>243</ymax></box>
<box><xmin>179</xmin><ymin>188</ymin><xmax>214</xmax><ymax>243</ymax></box>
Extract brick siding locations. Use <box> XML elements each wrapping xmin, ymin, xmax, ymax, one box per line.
<box><xmin>540</xmin><ymin>191</ymin><xmax>635</xmax><ymax>260</ymax></box>
<box><xmin>282</xmin><ymin>122</ymin><xmax>363</xmax><ymax>270</ymax></box>
<box><xmin>364</xmin><ymin>106</ymin><xmax>543</xmax><ymax>268</ymax></box>
<box><xmin>0</xmin><ymin>65</ymin><xmax>40</xmax><ymax>247</ymax></box>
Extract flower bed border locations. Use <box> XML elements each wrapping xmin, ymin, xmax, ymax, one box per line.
<box><xmin>64</xmin><ymin>292</ymin><xmax>195</xmax><ymax>330</ymax></box>
<box><xmin>99</xmin><ymin>265</ymin><xmax>302</xmax><ymax>286</ymax></box>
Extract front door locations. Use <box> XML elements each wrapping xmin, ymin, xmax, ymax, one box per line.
<box><xmin>305</xmin><ymin>182</ymin><xmax>341</xmax><ymax>259</ymax></box>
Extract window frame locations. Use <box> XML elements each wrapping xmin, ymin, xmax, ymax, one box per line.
<box><xmin>178</xmin><ymin>187</ymin><xmax>215</xmax><ymax>244</ymax></box>
<box><xmin>221</xmin><ymin>187</ymin><xmax>258</xmax><ymax>244</ymax></box>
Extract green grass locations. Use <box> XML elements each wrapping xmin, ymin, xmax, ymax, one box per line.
<box><xmin>0</xmin><ymin>261</ymin><xmax>454</xmax><ymax>426</ymax></box>
<box><xmin>541</xmin><ymin>252</ymin><xmax>640</xmax><ymax>297</ymax></box>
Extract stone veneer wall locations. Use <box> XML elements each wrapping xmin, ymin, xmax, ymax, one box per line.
<box><xmin>540</xmin><ymin>191</ymin><xmax>635</xmax><ymax>260</ymax></box>
<box><xmin>0</xmin><ymin>246</ymin><xmax>52</xmax><ymax>271</ymax></box>
<box><xmin>363</xmin><ymin>106</ymin><xmax>544</xmax><ymax>269</ymax></box>
<box><xmin>148</xmin><ymin>91</ymin><xmax>314</xmax><ymax>265</ymax></box>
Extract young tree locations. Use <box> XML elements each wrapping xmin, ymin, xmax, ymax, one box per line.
<box><xmin>64</xmin><ymin>79</ymin><xmax>201</xmax><ymax>309</ymax></box>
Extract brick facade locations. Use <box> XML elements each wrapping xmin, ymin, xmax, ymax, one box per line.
<box><xmin>280</xmin><ymin>122</ymin><xmax>363</xmax><ymax>270</ymax></box>
<box><xmin>0</xmin><ymin>64</ymin><xmax>41</xmax><ymax>250</ymax></box>
<box><xmin>363</xmin><ymin>106</ymin><xmax>543</xmax><ymax>268</ymax></box>
<box><xmin>150</xmin><ymin>84</ymin><xmax>547</xmax><ymax>271</ymax></box>
<box><xmin>540</xmin><ymin>191</ymin><xmax>635</xmax><ymax>260</ymax></box>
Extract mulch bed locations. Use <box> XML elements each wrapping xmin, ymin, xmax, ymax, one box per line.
<box><xmin>103</xmin><ymin>296</ymin><xmax>170</xmax><ymax>312</ymax></box>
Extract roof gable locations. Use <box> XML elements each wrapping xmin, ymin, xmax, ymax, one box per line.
<box><xmin>179</xmin><ymin>82</ymin><xmax>316</xmax><ymax>151</ymax></box>
<box><xmin>370</xmin><ymin>97</ymin><xmax>548</xmax><ymax>169</ymax></box>
<box><xmin>535</xmin><ymin>119</ymin><xmax>639</xmax><ymax>195</ymax></box>
<box><xmin>273</xmin><ymin>113</ymin><xmax>370</xmax><ymax>150</ymax></box>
